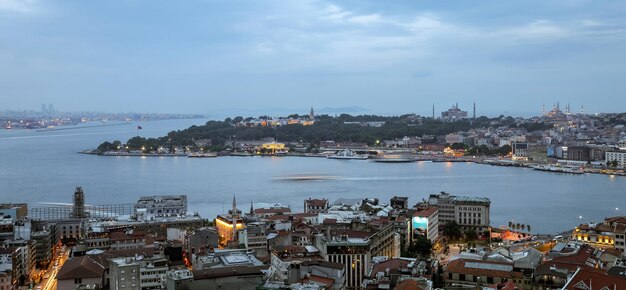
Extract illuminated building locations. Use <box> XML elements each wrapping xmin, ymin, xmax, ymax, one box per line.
<box><xmin>260</xmin><ymin>142</ymin><xmax>288</xmax><ymax>154</ymax></box>
<box><xmin>573</xmin><ymin>216</ymin><xmax>626</xmax><ymax>253</ymax></box>
<box><xmin>512</xmin><ymin>143</ymin><xmax>529</xmax><ymax>161</ymax></box>
<box><xmin>72</xmin><ymin>186</ymin><xmax>86</xmax><ymax>219</ymax></box>
<box><xmin>412</xmin><ymin>206</ymin><xmax>439</xmax><ymax>244</ymax></box>
<box><xmin>215</xmin><ymin>195</ymin><xmax>243</xmax><ymax>248</ymax></box>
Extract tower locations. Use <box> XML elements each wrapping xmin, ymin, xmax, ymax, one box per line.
<box><xmin>250</xmin><ymin>201</ymin><xmax>254</xmax><ymax>216</ymax></box>
<box><xmin>542</xmin><ymin>103</ymin><xmax>545</xmax><ymax>115</ymax></box>
<box><xmin>432</xmin><ymin>104</ymin><xmax>435</xmax><ymax>119</ymax></box>
<box><xmin>309</xmin><ymin>107</ymin><xmax>315</xmax><ymax>120</ymax></box>
<box><xmin>232</xmin><ymin>195</ymin><xmax>238</xmax><ymax>243</ymax></box>
<box><xmin>72</xmin><ymin>186</ymin><xmax>85</xmax><ymax>219</ymax></box>
<box><xmin>473</xmin><ymin>102</ymin><xmax>476</xmax><ymax>119</ymax></box>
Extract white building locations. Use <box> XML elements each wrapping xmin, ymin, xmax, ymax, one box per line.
<box><xmin>606</xmin><ymin>151</ymin><xmax>626</xmax><ymax>168</ymax></box>
<box><xmin>428</xmin><ymin>192</ymin><xmax>490</xmax><ymax>233</ymax></box>
<box><xmin>109</xmin><ymin>254</ymin><xmax>168</xmax><ymax>290</ymax></box>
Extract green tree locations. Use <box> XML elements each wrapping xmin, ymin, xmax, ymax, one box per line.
<box><xmin>404</xmin><ymin>236</ymin><xmax>432</xmax><ymax>258</ymax></box>
<box><xmin>443</xmin><ymin>221</ymin><xmax>463</xmax><ymax>241</ymax></box>
<box><xmin>465</xmin><ymin>229</ymin><xmax>478</xmax><ymax>242</ymax></box>
<box><xmin>450</xmin><ymin>142</ymin><xmax>467</xmax><ymax>150</ymax></box>
<box><xmin>499</xmin><ymin>145</ymin><xmax>512</xmax><ymax>156</ymax></box>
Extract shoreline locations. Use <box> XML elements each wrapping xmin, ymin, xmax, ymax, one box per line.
<box><xmin>79</xmin><ymin>149</ymin><xmax>626</xmax><ymax>176</ymax></box>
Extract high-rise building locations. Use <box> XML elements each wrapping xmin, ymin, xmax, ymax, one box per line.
<box><xmin>72</xmin><ymin>187</ymin><xmax>85</xmax><ymax>219</ymax></box>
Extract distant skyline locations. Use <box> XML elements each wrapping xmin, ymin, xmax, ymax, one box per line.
<box><xmin>1</xmin><ymin>0</ymin><xmax>625</xmax><ymax>117</ymax></box>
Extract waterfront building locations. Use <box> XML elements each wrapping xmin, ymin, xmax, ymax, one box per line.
<box><xmin>428</xmin><ymin>192</ymin><xmax>490</xmax><ymax>233</ymax></box>
<box><xmin>512</xmin><ymin>143</ymin><xmax>529</xmax><ymax>161</ymax></box>
<box><xmin>304</xmin><ymin>198</ymin><xmax>329</xmax><ymax>214</ymax></box>
<box><xmin>109</xmin><ymin>254</ymin><xmax>168</xmax><ymax>290</ymax></box>
<box><xmin>606</xmin><ymin>150</ymin><xmax>626</xmax><ymax>168</ymax></box>
<box><xmin>411</xmin><ymin>206</ymin><xmax>439</xmax><ymax>244</ymax></box>
<box><xmin>260</xmin><ymin>142</ymin><xmax>288</xmax><ymax>154</ymax></box>
<box><xmin>135</xmin><ymin>195</ymin><xmax>187</xmax><ymax>217</ymax></box>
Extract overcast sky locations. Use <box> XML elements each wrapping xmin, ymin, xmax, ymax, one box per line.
<box><xmin>1</xmin><ymin>0</ymin><xmax>625</xmax><ymax>117</ymax></box>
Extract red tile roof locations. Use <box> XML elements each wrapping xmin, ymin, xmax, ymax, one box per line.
<box><xmin>57</xmin><ymin>256</ymin><xmax>105</xmax><ymax>280</ymax></box>
<box><xmin>300</xmin><ymin>274</ymin><xmax>335</xmax><ymax>286</ymax></box>
<box><xmin>369</xmin><ymin>258</ymin><xmax>411</xmax><ymax>278</ymax></box>
<box><xmin>305</xmin><ymin>199</ymin><xmax>328</xmax><ymax>207</ymax></box>
<box><xmin>563</xmin><ymin>268</ymin><xmax>626</xmax><ymax>290</ymax></box>
<box><xmin>445</xmin><ymin>259</ymin><xmax>522</xmax><ymax>279</ymax></box>
<box><xmin>254</xmin><ymin>207</ymin><xmax>291</xmax><ymax>215</ymax></box>
<box><xmin>414</xmin><ymin>207</ymin><xmax>438</xmax><ymax>218</ymax></box>
<box><xmin>395</xmin><ymin>279</ymin><xmax>426</xmax><ymax>290</ymax></box>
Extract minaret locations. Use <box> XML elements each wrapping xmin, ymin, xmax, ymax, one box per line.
<box><xmin>72</xmin><ymin>186</ymin><xmax>85</xmax><ymax>219</ymax></box>
<box><xmin>473</xmin><ymin>102</ymin><xmax>476</xmax><ymax>119</ymax></box>
<box><xmin>232</xmin><ymin>195</ymin><xmax>238</xmax><ymax>243</ymax></box>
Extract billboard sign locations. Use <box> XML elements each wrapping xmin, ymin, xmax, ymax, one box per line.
<box><xmin>412</xmin><ymin>216</ymin><xmax>428</xmax><ymax>239</ymax></box>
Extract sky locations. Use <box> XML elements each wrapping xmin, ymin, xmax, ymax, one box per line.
<box><xmin>1</xmin><ymin>0</ymin><xmax>625</xmax><ymax>117</ymax></box>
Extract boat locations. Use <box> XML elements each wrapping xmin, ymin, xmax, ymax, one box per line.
<box><xmin>532</xmin><ymin>165</ymin><xmax>584</xmax><ymax>174</ymax></box>
<box><xmin>327</xmin><ymin>149</ymin><xmax>369</xmax><ymax>160</ymax></box>
<box><xmin>371</xmin><ymin>154</ymin><xmax>418</xmax><ymax>163</ymax></box>
<box><xmin>187</xmin><ymin>152</ymin><xmax>218</xmax><ymax>158</ymax></box>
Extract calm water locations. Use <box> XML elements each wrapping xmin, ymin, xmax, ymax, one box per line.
<box><xmin>0</xmin><ymin>119</ymin><xmax>624</xmax><ymax>234</ymax></box>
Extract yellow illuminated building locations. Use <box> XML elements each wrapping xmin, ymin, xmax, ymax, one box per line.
<box><xmin>215</xmin><ymin>215</ymin><xmax>244</xmax><ymax>248</ymax></box>
<box><xmin>261</xmin><ymin>142</ymin><xmax>288</xmax><ymax>154</ymax></box>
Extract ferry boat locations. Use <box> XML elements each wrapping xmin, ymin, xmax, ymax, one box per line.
<box><xmin>532</xmin><ymin>165</ymin><xmax>584</xmax><ymax>174</ymax></box>
<box><xmin>371</xmin><ymin>154</ymin><xmax>418</xmax><ymax>163</ymax></box>
<box><xmin>327</xmin><ymin>149</ymin><xmax>369</xmax><ymax>160</ymax></box>
<box><xmin>187</xmin><ymin>152</ymin><xmax>218</xmax><ymax>158</ymax></box>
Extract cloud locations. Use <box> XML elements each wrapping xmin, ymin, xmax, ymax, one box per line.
<box><xmin>0</xmin><ymin>0</ymin><xmax>39</xmax><ymax>13</ymax></box>
<box><xmin>348</xmin><ymin>14</ymin><xmax>381</xmax><ymax>25</ymax></box>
